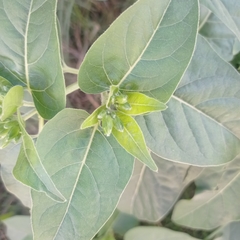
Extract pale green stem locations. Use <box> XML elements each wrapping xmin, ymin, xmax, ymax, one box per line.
<box><xmin>38</xmin><ymin>115</ymin><xmax>44</xmax><ymax>133</ymax></box>
<box><xmin>23</xmin><ymin>100</ymin><xmax>35</xmax><ymax>107</ymax></box>
<box><xmin>66</xmin><ymin>82</ymin><xmax>80</xmax><ymax>95</ymax></box>
<box><xmin>63</xmin><ymin>66</ymin><xmax>79</xmax><ymax>75</ymax></box>
<box><xmin>22</xmin><ymin>109</ymin><xmax>38</xmax><ymax>121</ymax></box>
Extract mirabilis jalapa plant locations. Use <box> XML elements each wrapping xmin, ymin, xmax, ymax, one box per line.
<box><xmin>1</xmin><ymin>0</ymin><xmax>240</xmax><ymax>239</ymax></box>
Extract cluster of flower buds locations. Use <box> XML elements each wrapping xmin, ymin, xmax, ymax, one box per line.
<box><xmin>0</xmin><ymin>78</ymin><xmax>22</xmax><ymax>148</ymax></box>
<box><xmin>0</xmin><ymin>118</ymin><xmax>21</xmax><ymax>148</ymax></box>
<box><xmin>97</xmin><ymin>91</ymin><xmax>131</xmax><ymax>136</ymax></box>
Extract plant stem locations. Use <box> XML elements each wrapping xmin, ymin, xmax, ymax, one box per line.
<box><xmin>63</xmin><ymin>66</ymin><xmax>79</xmax><ymax>75</ymax></box>
<box><xmin>23</xmin><ymin>100</ymin><xmax>35</xmax><ymax>107</ymax></box>
<box><xmin>38</xmin><ymin>115</ymin><xmax>44</xmax><ymax>133</ymax></box>
<box><xmin>22</xmin><ymin>109</ymin><xmax>38</xmax><ymax>121</ymax></box>
<box><xmin>66</xmin><ymin>82</ymin><xmax>80</xmax><ymax>95</ymax></box>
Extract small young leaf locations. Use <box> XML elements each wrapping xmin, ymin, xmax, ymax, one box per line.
<box><xmin>13</xmin><ymin>111</ymin><xmax>65</xmax><ymax>202</ymax></box>
<box><xmin>112</xmin><ymin>112</ymin><xmax>157</xmax><ymax>171</ymax></box>
<box><xmin>1</xmin><ymin>86</ymin><xmax>24</xmax><ymax>121</ymax></box>
<box><xmin>81</xmin><ymin>105</ymin><xmax>106</xmax><ymax>129</ymax></box>
<box><xmin>119</xmin><ymin>92</ymin><xmax>167</xmax><ymax>116</ymax></box>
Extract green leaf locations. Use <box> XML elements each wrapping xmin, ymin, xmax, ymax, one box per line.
<box><xmin>13</xmin><ymin>111</ymin><xmax>65</xmax><ymax>202</ymax></box>
<box><xmin>138</xmin><ymin>35</ymin><xmax>240</xmax><ymax>166</ymax></box>
<box><xmin>1</xmin><ymin>86</ymin><xmax>24</xmax><ymax>121</ymax></box>
<box><xmin>0</xmin><ymin>0</ymin><xmax>65</xmax><ymax>119</ymax></box>
<box><xmin>118</xmin><ymin>153</ymin><xmax>201</xmax><ymax>221</ymax></box>
<box><xmin>112</xmin><ymin>112</ymin><xmax>157</xmax><ymax>172</ymax></box>
<box><xmin>124</xmin><ymin>227</ymin><xmax>201</xmax><ymax>240</ymax></box>
<box><xmin>31</xmin><ymin>109</ymin><xmax>134</xmax><ymax>240</ymax></box>
<box><xmin>81</xmin><ymin>105</ymin><xmax>106</xmax><ymax>129</ymax></box>
<box><xmin>172</xmin><ymin>157</ymin><xmax>240</xmax><ymax>230</ymax></box>
<box><xmin>0</xmin><ymin>143</ymin><xmax>31</xmax><ymax>207</ymax></box>
<box><xmin>200</xmin><ymin>13</ymin><xmax>240</xmax><ymax>61</ymax></box>
<box><xmin>119</xmin><ymin>92</ymin><xmax>167</xmax><ymax>116</ymax></box>
<box><xmin>3</xmin><ymin>216</ymin><xmax>32</xmax><ymax>240</ymax></box>
<box><xmin>200</xmin><ymin>0</ymin><xmax>240</xmax><ymax>42</ymax></box>
<box><xmin>0</xmin><ymin>76</ymin><xmax>13</xmax><ymax>95</ymax></box>
<box><xmin>78</xmin><ymin>0</ymin><xmax>199</xmax><ymax>103</ymax></box>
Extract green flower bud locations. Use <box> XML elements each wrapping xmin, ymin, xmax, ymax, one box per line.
<box><xmin>97</xmin><ymin>109</ymin><xmax>107</xmax><ymax>120</ymax></box>
<box><xmin>117</xmin><ymin>102</ymin><xmax>132</xmax><ymax>111</ymax></box>
<box><xmin>115</xmin><ymin>94</ymin><xmax>128</xmax><ymax>104</ymax></box>
<box><xmin>113</xmin><ymin>116</ymin><xmax>124</xmax><ymax>132</ymax></box>
<box><xmin>102</xmin><ymin>114</ymin><xmax>113</xmax><ymax>137</ymax></box>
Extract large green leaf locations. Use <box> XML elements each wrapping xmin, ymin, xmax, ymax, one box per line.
<box><xmin>172</xmin><ymin>157</ymin><xmax>240</xmax><ymax>230</ymax></box>
<box><xmin>138</xmin><ymin>35</ymin><xmax>240</xmax><ymax>166</ymax></box>
<box><xmin>78</xmin><ymin>0</ymin><xmax>199</xmax><ymax>103</ymax></box>
<box><xmin>124</xmin><ymin>227</ymin><xmax>200</xmax><ymax>240</ymax></box>
<box><xmin>200</xmin><ymin>13</ymin><xmax>240</xmax><ymax>61</ymax></box>
<box><xmin>0</xmin><ymin>0</ymin><xmax>65</xmax><ymax>119</ymax></box>
<box><xmin>118</xmin><ymin>154</ymin><xmax>201</xmax><ymax>221</ymax></box>
<box><xmin>0</xmin><ymin>143</ymin><xmax>31</xmax><ymax>207</ymax></box>
<box><xmin>200</xmin><ymin>0</ymin><xmax>240</xmax><ymax>42</ymax></box>
<box><xmin>31</xmin><ymin>109</ymin><xmax>134</xmax><ymax>240</ymax></box>
<box><xmin>13</xmin><ymin>112</ymin><xmax>65</xmax><ymax>202</ymax></box>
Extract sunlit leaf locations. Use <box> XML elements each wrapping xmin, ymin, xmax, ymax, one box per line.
<box><xmin>31</xmin><ymin>109</ymin><xmax>134</xmax><ymax>240</ymax></box>
<box><xmin>13</xmin><ymin>112</ymin><xmax>65</xmax><ymax>202</ymax></box>
<box><xmin>112</xmin><ymin>112</ymin><xmax>157</xmax><ymax>171</ymax></box>
<box><xmin>119</xmin><ymin>92</ymin><xmax>167</xmax><ymax>116</ymax></box>
<box><xmin>1</xmin><ymin>86</ymin><xmax>23</xmax><ymax>121</ymax></box>
<box><xmin>78</xmin><ymin>0</ymin><xmax>199</xmax><ymax>103</ymax></box>
<box><xmin>138</xmin><ymin>35</ymin><xmax>240</xmax><ymax>166</ymax></box>
<box><xmin>0</xmin><ymin>0</ymin><xmax>65</xmax><ymax>119</ymax></box>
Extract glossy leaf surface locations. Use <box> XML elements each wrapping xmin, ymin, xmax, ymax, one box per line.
<box><xmin>172</xmin><ymin>156</ymin><xmax>240</xmax><ymax>230</ymax></box>
<box><xmin>31</xmin><ymin>109</ymin><xmax>134</xmax><ymax>240</ymax></box>
<box><xmin>13</xmin><ymin>112</ymin><xmax>65</xmax><ymax>202</ymax></box>
<box><xmin>119</xmin><ymin>92</ymin><xmax>167</xmax><ymax>116</ymax></box>
<box><xmin>138</xmin><ymin>35</ymin><xmax>240</xmax><ymax>166</ymax></box>
<box><xmin>124</xmin><ymin>227</ymin><xmax>200</xmax><ymax>240</ymax></box>
<box><xmin>112</xmin><ymin>112</ymin><xmax>157</xmax><ymax>171</ymax></box>
<box><xmin>0</xmin><ymin>0</ymin><xmax>65</xmax><ymax>119</ymax></box>
<box><xmin>118</xmin><ymin>154</ymin><xmax>201</xmax><ymax>221</ymax></box>
<box><xmin>1</xmin><ymin>86</ymin><xmax>23</xmax><ymax>121</ymax></box>
<box><xmin>78</xmin><ymin>0</ymin><xmax>199</xmax><ymax>104</ymax></box>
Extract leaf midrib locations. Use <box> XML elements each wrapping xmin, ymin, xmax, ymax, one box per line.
<box><xmin>116</xmin><ymin>0</ymin><xmax>172</xmax><ymax>87</ymax></box>
<box><xmin>52</xmin><ymin>125</ymin><xmax>98</xmax><ymax>239</ymax></box>
<box><xmin>24</xmin><ymin>0</ymin><xmax>33</xmax><ymax>91</ymax></box>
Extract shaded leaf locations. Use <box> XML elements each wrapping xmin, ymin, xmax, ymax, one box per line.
<box><xmin>138</xmin><ymin>35</ymin><xmax>240</xmax><ymax>166</ymax></box>
<box><xmin>200</xmin><ymin>0</ymin><xmax>240</xmax><ymax>41</ymax></box>
<box><xmin>13</xmin><ymin>111</ymin><xmax>65</xmax><ymax>202</ymax></box>
<box><xmin>3</xmin><ymin>216</ymin><xmax>32</xmax><ymax>240</ymax></box>
<box><xmin>112</xmin><ymin>112</ymin><xmax>157</xmax><ymax>171</ymax></box>
<box><xmin>200</xmin><ymin>13</ymin><xmax>240</xmax><ymax>61</ymax></box>
<box><xmin>31</xmin><ymin>109</ymin><xmax>134</xmax><ymax>240</ymax></box>
<box><xmin>1</xmin><ymin>85</ymin><xmax>23</xmax><ymax>121</ymax></box>
<box><xmin>172</xmin><ymin>156</ymin><xmax>240</xmax><ymax>230</ymax></box>
<box><xmin>0</xmin><ymin>0</ymin><xmax>65</xmax><ymax>119</ymax></box>
<box><xmin>78</xmin><ymin>0</ymin><xmax>199</xmax><ymax>104</ymax></box>
<box><xmin>0</xmin><ymin>143</ymin><xmax>31</xmax><ymax>208</ymax></box>
<box><xmin>124</xmin><ymin>226</ymin><xmax>200</xmax><ymax>240</ymax></box>
<box><xmin>118</xmin><ymin>153</ymin><xmax>202</xmax><ymax>221</ymax></box>
<box><xmin>119</xmin><ymin>92</ymin><xmax>167</xmax><ymax>116</ymax></box>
